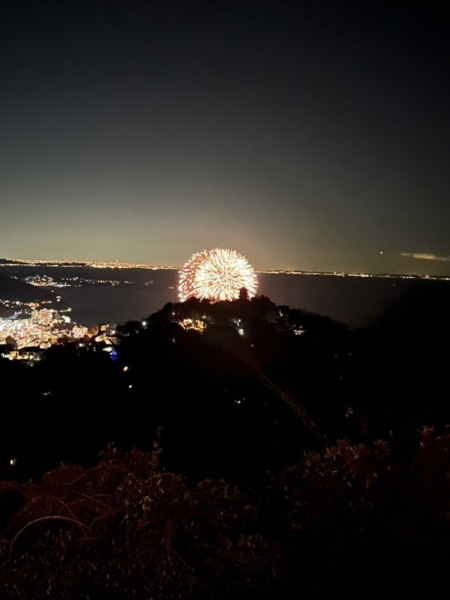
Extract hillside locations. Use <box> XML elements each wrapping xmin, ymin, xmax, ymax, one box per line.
<box><xmin>0</xmin><ymin>294</ymin><xmax>449</xmax><ymax>598</ymax></box>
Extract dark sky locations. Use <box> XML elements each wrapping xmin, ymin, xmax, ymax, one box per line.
<box><xmin>1</xmin><ymin>0</ymin><xmax>449</xmax><ymax>274</ymax></box>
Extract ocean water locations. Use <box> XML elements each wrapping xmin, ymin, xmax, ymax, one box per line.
<box><xmin>49</xmin><ymin>270</ymin><xmax>450</xmax><ymax>329</ymax></box>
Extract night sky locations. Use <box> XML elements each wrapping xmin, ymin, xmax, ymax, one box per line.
<box><xmin>1</xmin><ymin>0</ymin><xmax>449</xmax><ymax>275</ymax></box>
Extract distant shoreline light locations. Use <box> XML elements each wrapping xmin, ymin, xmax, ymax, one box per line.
<box><xmin>1</xmin><ymin>257</ymin><xmax>449</xmax><ymax>281</ymax></box>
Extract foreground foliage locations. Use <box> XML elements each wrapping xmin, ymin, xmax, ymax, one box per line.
<box><xmin>0</xmin><ymin>426</ymin><xmax>449</xmax><ymax>599</ymax></box>
<box><xmin>0</xmin><ymin>444</ymin><xmax>277</xmax><ymax>599</ymax></box>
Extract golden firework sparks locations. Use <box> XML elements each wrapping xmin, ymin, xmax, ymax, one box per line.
<box><xmin>179</xmin><ymin>248</ymin><xmax>258</xmax><ymax>302</ymax></box>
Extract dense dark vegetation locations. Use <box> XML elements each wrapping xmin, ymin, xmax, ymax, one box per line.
<box><xmin>0</xmin><ymin>288</ymin><xmax>449</xmax><ymax>598</ymax></box>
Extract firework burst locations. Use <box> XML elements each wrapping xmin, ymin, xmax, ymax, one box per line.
<box><xmin>178</xmin><ymin>248</ymin><xmax>258</xmax><ymax>302</ymax></box>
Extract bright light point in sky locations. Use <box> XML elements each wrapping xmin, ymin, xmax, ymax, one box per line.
<box><xmin>178</xmin><ymin>248</ymin><xmax>258</xmax><ymax>302</ymax></box>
